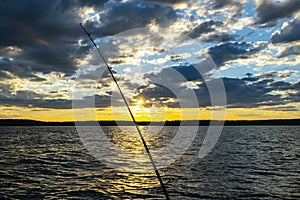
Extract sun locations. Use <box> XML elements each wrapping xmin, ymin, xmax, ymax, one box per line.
<box><xmin>132</xmin><ymin>98</ymin><xmax>148</xmax><ymax>121</ymax></box>
<box><xmin>136</xmin><ymin>98</ymin><xmax>144</xmax><ymax>107</ymax></box>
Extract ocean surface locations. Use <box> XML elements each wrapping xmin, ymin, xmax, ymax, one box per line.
<box><xmin>0</xmin><ymin>126</ymin><xmax>299</xmax><ymax>199</ymax></box>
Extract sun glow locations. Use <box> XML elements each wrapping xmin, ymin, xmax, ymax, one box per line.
<box><xmin>1</xmin><ymin>104</ymin><xmax>299</xmax><ymax>122</ymax></box>
<box><xmin>136</xmin><ymin>99</ymin><xmax>144</xmax><ymax>107</ymax></box>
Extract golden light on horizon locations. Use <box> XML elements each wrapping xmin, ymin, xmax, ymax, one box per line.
<box><xmin>0</xmin><ymin>102</ymin><xmax>299</xmax><ymax>122</ymax></box>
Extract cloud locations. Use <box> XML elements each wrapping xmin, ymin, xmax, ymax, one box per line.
<box><xmin>0</xmin><ymin>57</ymin><xmax>40</xmax><ymax>79</ymax></box>
<box><xmin>0</xmin><ymin>70</ymin><xmax>16</xmax><ymax>80</ymax></box>
<box><xmin>185</xmin><ymin>20</ymin><xmax>235</xmax><ymax>42</ymax></box>
<box><xmin>0</xmin><ymin>90</ymin><xmax>113</xmax><ymax>109</ymax></box>
<box><xmin>221</xmin><ymin>77</ymin><xmax>273</xmax><ymax>108</ymax></box>
<box><xmin>0</xmin><ymin>0</ymin><xmax>84</xmax><ymax>46</ymax></box>
<box><xmin>91</xmin><ymin>0</ymin><xmax>178</xmax><ymax>37</ymax></box>
<box><xmin>184</xmin><ymin>20</ymin><xmax>235</xmax><ymax>42</ymax></box>
<box><xmin>208</xmin><ymin>42</ymin><xmax>264</xmax><ymax>67</ymax></box>
<box><xmin>264</xmin><ymin>105</ymin><xmax>298</xmax><ymax>112</ymax></box>
<box><xmin>278</xmin><ymin>44</ymin><xmax>300</xmax><ymax>57</ymax></box>
<box><xmin>133</xmin><ymin>61</ymin><xmax>298</xmax><ymax>108</ymax></box>
<box><xmin>1</xmin><ymin>0</ymin><xmax>299</xmax><ymax>115</ymax></box>
<box><xmin>1</xmin><ymin>62</ymin><xmax>299</xmax><ymax>110</ymax></box>
<box><xmin>136</xmin><ymin>63</ymin><xmax>206</xmax><ymax>108</ymax></box>
<box><xmin>212</xmin><ymin>0</ymin><xmax>242</xmax><ymax>10</ymax></box>
<box><xmin>290</xmin><ymin>81</ymin><xmax>300</xmax><ymax>99</ymax></box>
<box><xmin>210</xmin><ymin>0</ymin><xmax>244</xmax><ymax>21</ymax></box>
<box><xmin>77</xmin><ymin>0</ymin><xmax>109</xmax><ymax>8</ymax></box>
<box><xmin>0</xmin><ymin>0</ymin><xmax>124</xmax><ymax>80</ymax></box>
<box><xmin>0</xmin><ymin>0</ymin><xmax>94</xmax><ymax>78</ymax></box>
<box><xmin>186</xmin><ymin>21</ymin><xmax>221</xmax><ymax>39</ymax></box>
<box><xmin>138</xmin><ymin>66</ymin><xmax>300</xmax><ymax>108</ymax></box>
<box><xmin>255</xmin><ymin>0</ymin><xmax>300</xmax><ymax>26</ymax></box>
<box><xmin>271</xmin><ymin>18</ymin><xmax>300</xmax><ymax>43</ymax></box>
<box><xmin>212</xmin><ymin>0</ymin><xmax>232</xmax><ymax>9</ymax></box>
<box><xmin>223</xmin><ymin>75</ymin><xmax>300</xmax><ymax>108</ymax></box>
<box><xmin>173</xmin><ymin>64</ymin><xmax>204</xmax><ymax>81</ymax></box>
<box><xmin>145</xmin><ymin>0</ymin><xmax>186</xmax><ymax>5</ymax></box>
<box><xmin>202</xmin><ymin>33</ymin><xmax>235</xmax><ymax>43</ymax></box>
<box><xmin>269</xmin><ymin>81</ymin><xmax>292</xmax><ymax>90</ymax></box>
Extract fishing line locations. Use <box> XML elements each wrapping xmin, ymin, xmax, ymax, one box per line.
<box><xmin>79</xmin><ymin>23</ymin><xmax>170</xmax><ymax>200</ymax></box>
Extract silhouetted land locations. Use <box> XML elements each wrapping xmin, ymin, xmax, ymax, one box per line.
<box><xmin>0</xmin><ymin>119</ymin><xmax>299</xmax><ymax>126</ymax></box>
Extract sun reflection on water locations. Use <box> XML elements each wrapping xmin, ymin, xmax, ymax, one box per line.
<box><xmin>97</xmin><ymin>126</ymin><xmax>172</xmax><ymax>198</ymax></box>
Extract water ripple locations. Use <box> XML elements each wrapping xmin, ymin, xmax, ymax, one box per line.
<box><xmin>0</xmin><ymin>126</ymin><xmax>299</xmax><ymax>199</ymax></box>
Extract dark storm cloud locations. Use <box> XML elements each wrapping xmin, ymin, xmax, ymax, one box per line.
<box><xmin>291</xmin><ymin>82</ymin><xmax>300</xmax><ymax>102</ymax></box>
<box><xmin>241</xmin><ymin>76</ymin><xmax>259</xmax><ymax>82</ymax></box>
<box><xmin>0</xmin><ymin>91</ymin><xmax>113</xmax><ymax>109</ymax></box>
<box><xmin>137</xmin><ymin>66</ymin><xmax>300</xmax><ymax>108</ymax></box>
<box><xmin>12</xmin><ymin>66</ymin><xmax>293</xmax><ymax>110</ymax></box>
<box><xmin>91</xmin><ymin>0</ymin><xmax>178</xmax><ymax>37</ymax></box>
<box><xmin>0</xmin><ymin>0</ymin><xmax>180</xmax><ymax>109</ymax></box>
<box><xmin>271</xmin><ymin>19</ymin><xmax>300</xmax><ymax>43</ymax></box>
<box><xmin>212</xmin><ymin>0</ymin><xmax>232</xmax><ymax>9</ymax></box>
<box><xmin>222</xmin><ymin>77</ymin><xmax>278</xmax><ymax>108</ymax></box>
<box><xmin>208</xmin><ymin>42</ymin><xmax>264</xmax><ymax>67</ymax></box>
<box><xmin>0</xmin><ymin>0</ymin><xmax>93</xmax><ymax>77</ymax></box>
<box><xmin>77</xmin><ymin>0</ymin><xmax>109</xmax><ymax>8</ymax></box>
<box><xmin>0</xmin><ymin>57</ymin><xmax>41</xmax><ymax>79</ymax></box>
<box><xmin>210</xmin><ymin>0</ymin><xmax>243</xmax><ymax>20</ymax></box>
<box><xmin>21</xmin><ymin>44</ymin><xmax>78</xmax><ymax>74</ymax></box>
<box><xmin>203</xmin><ymin>33</ymin><xmax>235</xmax><ymax>43</ymax></box>
<box><xmin>258</xmin><ymin>70</ymin><xmax>294</xmax><ymax>80</ymax></box>
<box><xmin>0</xmin><ymin>97</ymin><xmax>72</xmax><ymax>109</ymax></box>
<box><xmin>223</xmin><ymin>74</ymin><xmax>300</xmax><ymax>107</ymax></box>
<box><xmin>0</xmin><ymin>0</ymin><xmax>110</xmax><ymax>46</ymax></box>
<box><xmin>0</xmin><ymin>0</ymin><xmax>178</xmax><ymax>79</ymax></box>
<box><xmin>255</xmin><ymin>0</ymin><xmax>300</xmax><ymax>26</ymax></box>
<box><xmin>269</xmin><ymin>81</ymin><xmax>292</xmax><ymax>91</ymax></box>
<box><xmin>278</xmin><ymin>45</ymin><xmax>300</xmax><ymax>58</ymax></box>
<box><xmin>145</xmin><ymin>0</ymin><xmax>185</xmax><ymax>5</ymax></box>
<box><xmin>195</xmin><ymin>76</ymin><xmax>279</xmax><ymax>108</ymax></box>
<box><xmin>1</xmin><ymin>0</ymin><xmax>299</xmax><ymax>112</ymax></box>
<box><xmin>137</xmin><ymin>64</ymin><xmax>205</xmax><ymax>107</ymax></box>
<box><xmin>138</xmin><ymin>84</ymin><xmax>177</xmax><ymax>100</ymax></box>
<box><xmin>212</xmin><ymin>0</ymin><xmax>241</xmax><ymax>9</ymax></box>
<box><xmin>0</xmin><ymin>0</ymin><xmax>84</xmax><ymax>46</ymax></box>
<box><xmin>0</xmin><ymin>0</ymin><xmax>120</xmax><ymax>79</ymax></box>
<box><xmin>140</xmin><ymin>62</ymin><xmax>293</xmax><ymax>108</ymax></box>
<box><xmin>293</xmin><ymin>81</ymin><xmax>300</xmax><ymax>90</ymax></box>
<box><xmin>186</xmin><ymin>21</ymin><xmax>222</xmax><ymax>39</ymax></box>
<box><xmin>172</xmin><ymin>64</ymin><xmax>203</xmax><ymax>81</ymax></box>
<box><xmin>184</xmin><ymin>20</ymin><xmax>235</xmax><ymax>42</ymax></box>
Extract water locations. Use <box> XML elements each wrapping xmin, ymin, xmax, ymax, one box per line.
<box><xmin>0</xmin><ymin>126</ymin><xmax>299</xmax><ymax>199</ymax></box>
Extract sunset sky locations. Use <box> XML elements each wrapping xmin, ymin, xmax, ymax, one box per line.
<box><xmin>0</xmin><ymin>0</ymin><xmax>300</xmax><ymax>121</ymax></box>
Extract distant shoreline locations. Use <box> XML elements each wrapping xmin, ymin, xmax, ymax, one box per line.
<box><xmin>0</xmin><ymin>119</ymin><xmax>299</xmax><ymax>126</ymax></box>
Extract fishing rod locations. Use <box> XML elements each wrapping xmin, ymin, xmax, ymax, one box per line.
<box><xmin>79</xmin><ymin>23</ymin><xmax>170</xmax><ymax>200</ymax></box>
